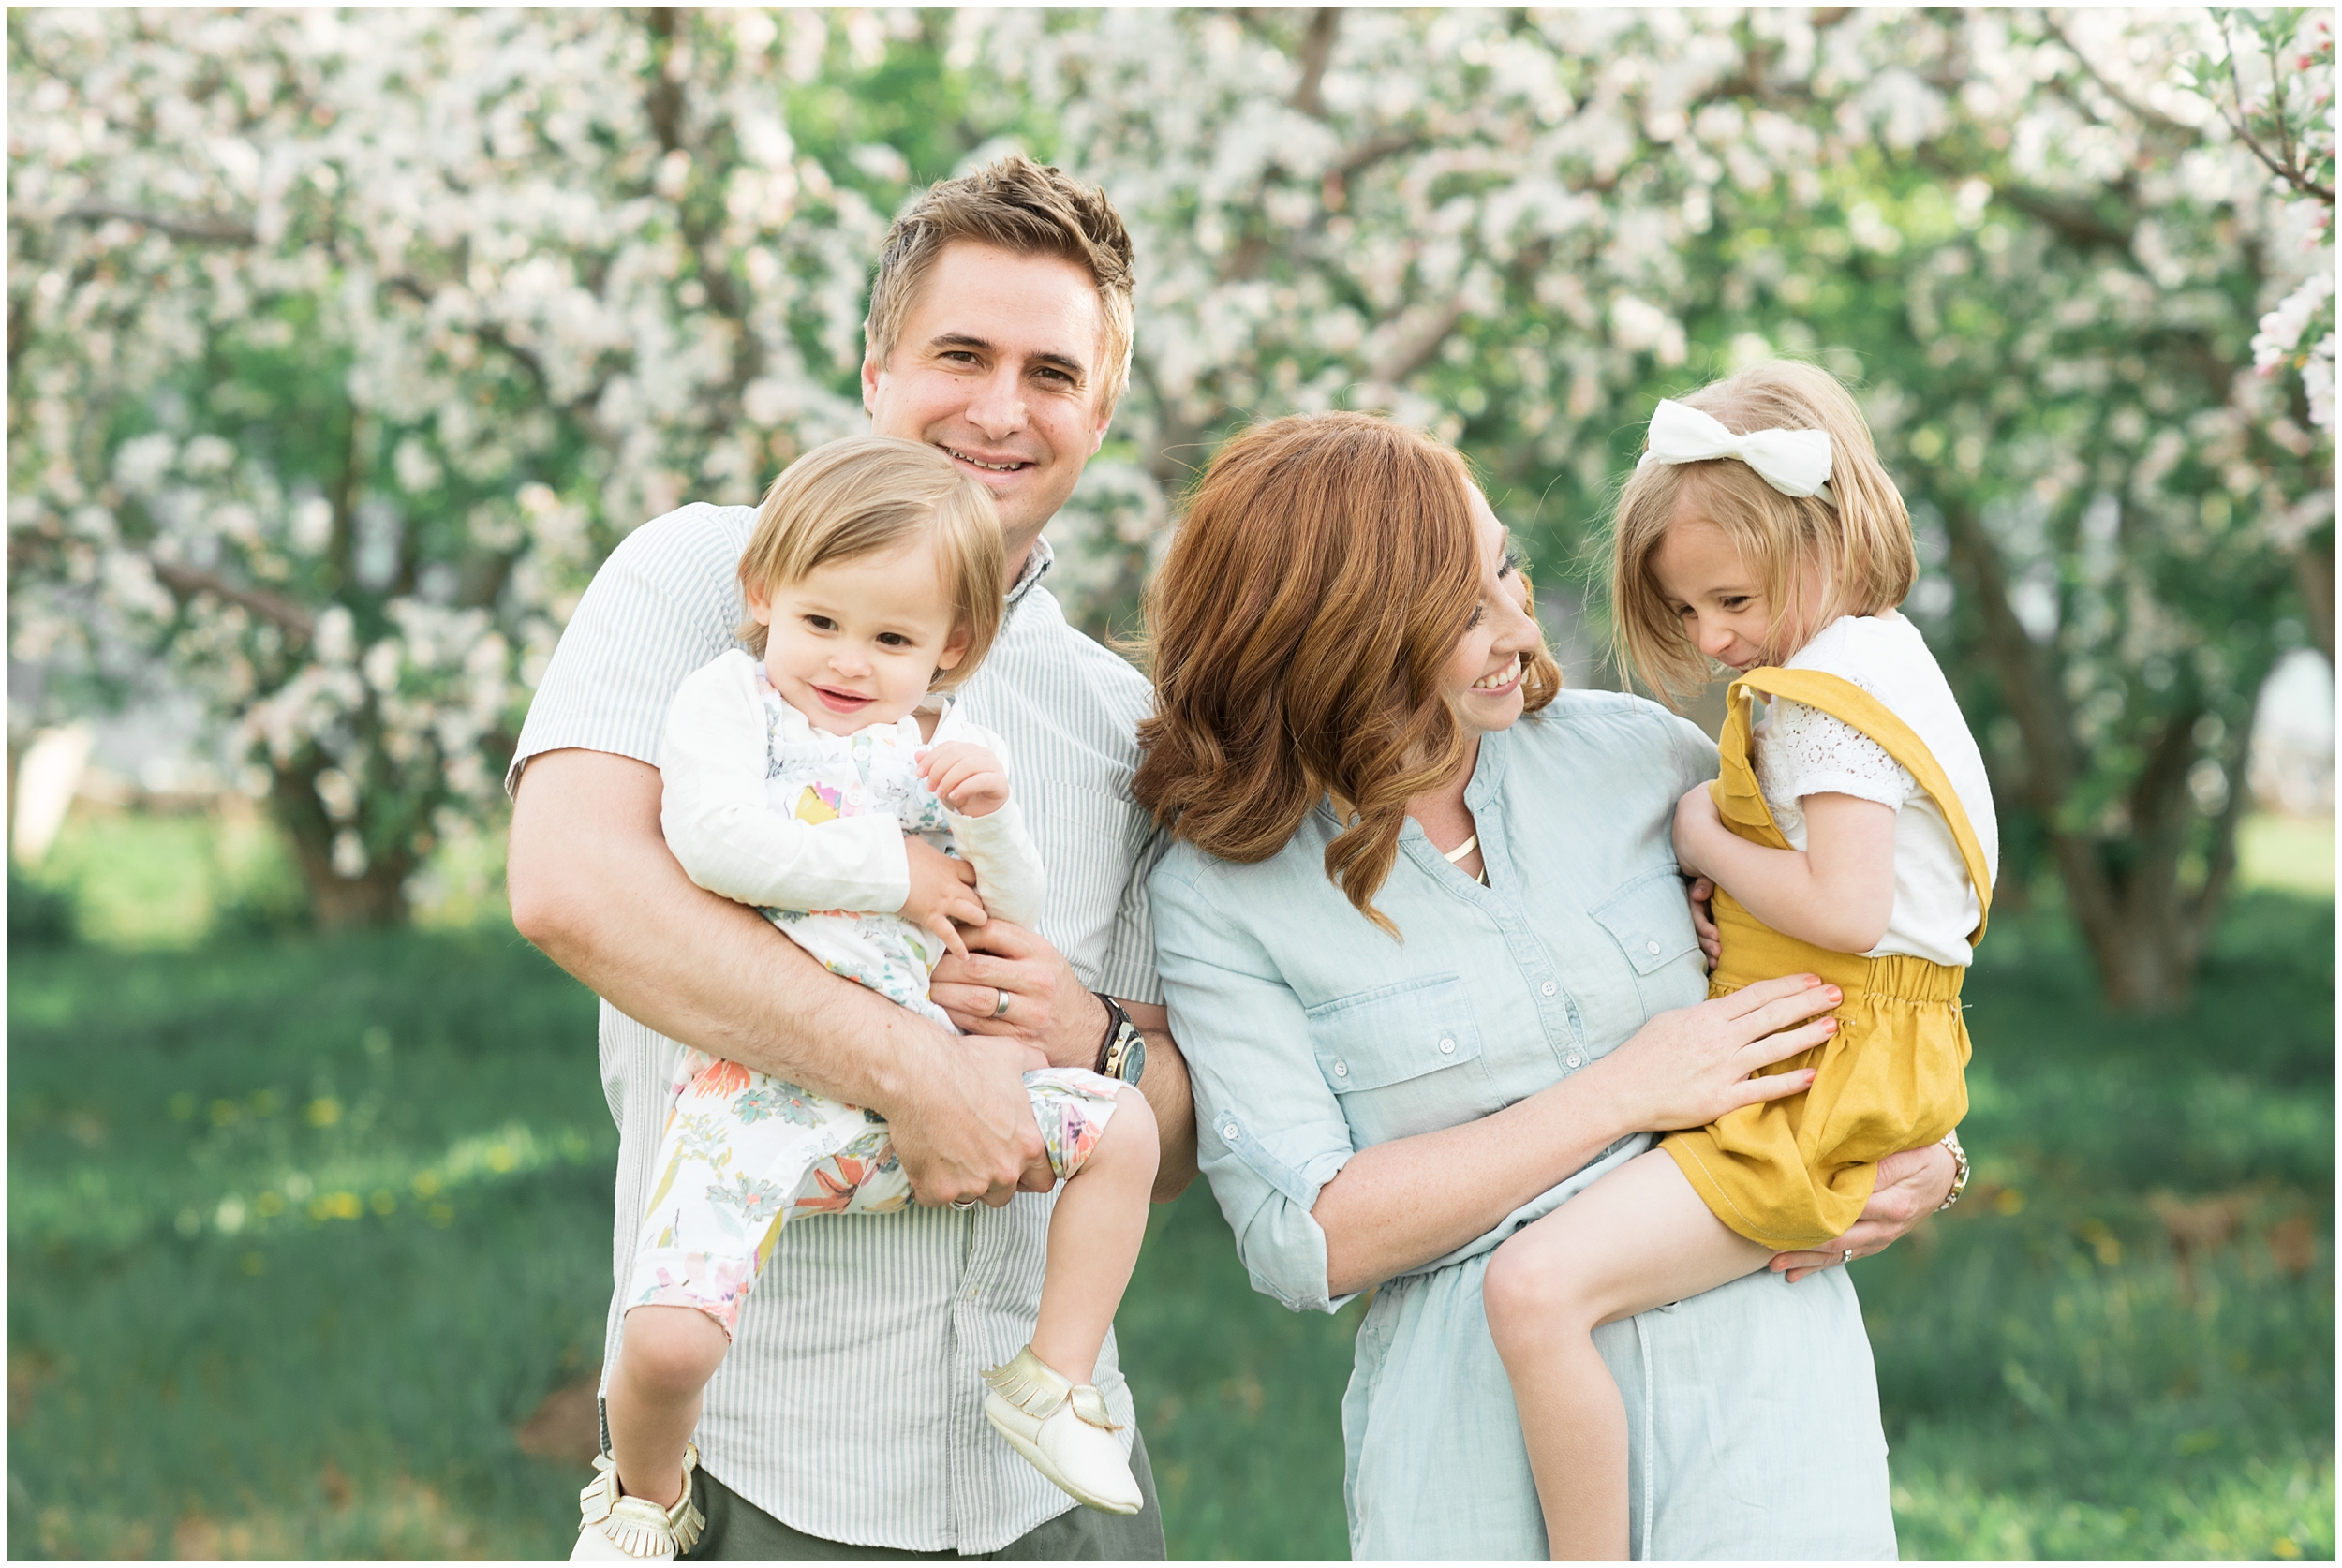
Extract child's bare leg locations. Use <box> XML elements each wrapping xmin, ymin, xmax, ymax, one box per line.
<box><xmin>1481</xmin><ymin>1150</ymin><xmax>1771</xmax><ymax>1561</ymax></box>
<box><xmin>605</xmin><ymin>1305</ymin><xmax>731</xmax><ymax>1508</ymax></box>
<box><xmin>1030</xmin><ymin>1089</ymin><xmax>1159</xmax><ymax>1382</ymax></box>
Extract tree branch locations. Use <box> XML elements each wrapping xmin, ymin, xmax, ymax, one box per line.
<box><xmin>57</xmin><ymin>200</ymin><xmax>257</xmax><ymax>244</ymax></box>
<box><xmin>2211</xmin><ymin>13</ymin><xmax>2337</xmax><ymax>204</ymax></box>
<box><xmin>1290</xmin><ymin>8</ymin><xmax>1341</xmax><ymax>119</ymax></box>
<box><xmin>1366</xmin><ymin>295</ymin><xmax>1468</xmax><ymax>387</ymax></box>
<box><xmin>2041</xmin><ymin>11</ymin><xmax>2201</xmax><ymax>142</ymax></box>
<box><xmin>150</xmin><ymin>557</ymin><xmax>316</xmax><ymax>640</ymax></box>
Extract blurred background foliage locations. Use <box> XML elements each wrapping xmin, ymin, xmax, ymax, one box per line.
<box><xmin>5</xmin><ymin>5</ymin><xmax>2334</xmax><ymax>1562</ymax></box>
<box><xmin>8</xmin><ymin>6</ymin><xmax>2332</xmax><ymax>1008</ymax></box>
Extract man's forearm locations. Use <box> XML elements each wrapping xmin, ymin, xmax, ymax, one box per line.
<box><xmin>510</xmin><ymin>747</ymin><xmax>944</xmax><ymax>1115</ymax></box>
<box><xmin>1119</xmin><ymin>1002</ymin><xmax>1197</xmax><ymax>1201</ymax></box>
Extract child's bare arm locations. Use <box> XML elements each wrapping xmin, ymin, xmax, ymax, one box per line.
<box><xmin>1673</xmin><ymin>784</ymin><xmax>1898</xmax><ymax>954</ymax></box>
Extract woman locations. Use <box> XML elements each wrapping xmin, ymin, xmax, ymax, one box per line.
<box><xmin>1135</xmin><ymin>413</ymin><xmax>1956</xmax><ymax>1560</ymax></box>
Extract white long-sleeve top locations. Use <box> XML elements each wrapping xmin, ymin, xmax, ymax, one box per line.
<box><xmin>658</xmin><ymin>650</ymin><xmax>1045</xmax><ymax>952</ymax></box>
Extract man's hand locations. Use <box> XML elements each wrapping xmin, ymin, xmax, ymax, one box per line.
<box><xmin>929</xmin><ymin>918</ymin><xmax>1110</xmax><ymax>1071</ymax></box>
<box><xmin>901</xmin><ymin>835</ymin><xmax>985</xmax><ymax>958</ymax></box>
<box><xmin>886</xmin><ymin>1030</ymin><xmax>1060</xmax><ymax>1205</ymax></box>
<box><xmin>1770</xmin><ymin>1140</ymin><xmax>1958</xmax><ymax>1282</ymax></box>
<box><xmin>918</xmin><ymin>741</ymin><xmax>1011</xmax><ymax>819</ymax></box>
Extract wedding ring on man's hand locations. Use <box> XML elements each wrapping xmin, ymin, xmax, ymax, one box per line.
<box><xmin>953</xmin><ymin>1198</ymin><xmax>978</xmax><ymax>1210</ymax></box>
<box><xmin>991</xmin><ymin>986</ymin><xmax>1011</xmax><ymax>1019</ymax></box>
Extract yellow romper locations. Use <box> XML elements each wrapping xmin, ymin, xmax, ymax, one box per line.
<box><xmin>1661</xmin><ymin>667</ymin><xmax>1993</xmax><ymax>1251</ymax></box>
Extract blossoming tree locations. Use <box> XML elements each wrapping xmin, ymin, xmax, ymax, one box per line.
<box><xmin>9</xmin><ymin>7</ymin><xmax>2327</xmax><ymax>1004</ymax></box>
<box><xmin>8</xmin><ymin>7</ymin><xmax>893</xmax><ymax>922</ymax></box>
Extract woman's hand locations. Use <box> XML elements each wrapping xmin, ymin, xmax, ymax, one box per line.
<box><xmin>1770</xmin><ymin>1141</ymin><xmax>1957</xmax><ymax>1281</ymax></box>
<box><xmin>1583</xmin><ymin>973</ymin><xmax>1841</xmax><ymax>1134</ymax></box>
<box><xmin>1671</xmin><ymin>781</ymin><xmax>1723</xmax><ymax>879</ymax></box>
<box><xmin>901</xmin><ymin>835</ymin><xmax>986</xmax><ymax>958</ymax></box>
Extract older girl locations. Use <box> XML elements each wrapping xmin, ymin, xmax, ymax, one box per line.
<box><xmin>1479</xmin><ymin>362</ymin><xmax>1994</xmax><ymax>1559</ymax></box>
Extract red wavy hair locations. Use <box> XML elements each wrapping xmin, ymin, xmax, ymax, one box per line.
<box><xmin>1133</xmin><ymin>412</ymin><xmax>1560</xmax><ymax>933</ymax></box>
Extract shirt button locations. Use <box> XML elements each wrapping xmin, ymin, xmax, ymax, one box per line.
<box><xmin>1333</xmin><ymin>1060</ymin><xmax>1350</xmax><ymax>1078</ymax></box>
<box><xmin>1566</xmin><ymin>1051</ymin><xmax>1583</xmax><ymax>1069</ymax></box>
<box><xmin>1646</xmin><ymin>940</ymin><xmax>1663</xmax><ymax>955</ymax></box>
<box><xmin>1223</xmin><ymin>1123</ymin><xmax>1241</xmax><ymax>1141</ymax></box>
<box><xmin>1438</xmin><ymin>1038</ymin><xmax>1456</xmax><ymax>1055</ymax></box>
<box><xmin>1540</xmin><ymin>981</ymin><xmax>1557</xmax><ymax>998</ymax></box>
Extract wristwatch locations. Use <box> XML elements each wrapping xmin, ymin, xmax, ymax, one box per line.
<box><xmin>1936</xmin><ymin>1128</ymin><xmax>1970</xmax><ymax>1211</ymax></box>
<box><xmin>1093</xmin><ymin>993</ymin><xmax>1147</xmax><ymax>1087</ymax></box>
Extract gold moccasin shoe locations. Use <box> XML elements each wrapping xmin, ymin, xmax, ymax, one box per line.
<box><xmin>571</xmin><ymin>1442</ymin><xmax>706</xmax><ymax>1561</ymax></box>
<box><xmin>981</xmin><ymin>1345</ymin><xmax>1143</xmax><ymax>1516</ymax></box>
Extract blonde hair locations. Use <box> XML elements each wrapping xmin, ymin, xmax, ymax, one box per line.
<box><xmin>1608</xmin><ymin>360</ymin><xmax>1914</xmax><ymax>704</ymax></box>
<box><xmin>866</xmin><ymin>154</ymin><xmax>1136</xmax><ymax>415</ymax></box>
<box><xmin>736</xmin><ymin>436</ymin><xmax>1005</xmax><ymax>690</ymax></box>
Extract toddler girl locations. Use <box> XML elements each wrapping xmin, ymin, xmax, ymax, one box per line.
<box><xmin>1480</xmin><ymin>362</ymin><xmax>1994</xmax><ymax>1560</ymax></box>
<box><xmin>572</xmin><ymin>436</ymin><xmax>1158</xmax><ymax>1561</ymax></box>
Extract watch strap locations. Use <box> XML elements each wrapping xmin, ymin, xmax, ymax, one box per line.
<box><xmin>1093</xmin><ymin>993</ymin><xmax>1134</xmax><ymax>1076</ymax></box>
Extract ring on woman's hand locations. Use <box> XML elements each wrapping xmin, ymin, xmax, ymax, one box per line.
<box><xmin>1842</xmin><ymin>1249</ymin><xmax>1854</xmax><ymax>1265</ymax></box>
<box><xmin>991</xmin><ymin>986</ymin><xmax>1011</xmax><ymax>1019</ymax></box>
<box><xmin>952</xmin><ymin>1197</ymin><xmax>978</xmax><ymax>1211</ymax></box>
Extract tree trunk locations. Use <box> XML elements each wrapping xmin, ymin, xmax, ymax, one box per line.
<box><xmin>2295</xmin><ymin>536</ymin><xmax>2335</xmax><ymax>665</ymax></box>
<box><xmin>1941</xmin><ymin>498</ymin><xmax>2246</xmax><ymax>1013</ymax></box>
<box><xmin>270</xmin><ymin>759</ymin><xmax>412</xmax><ymax>929</ymax></box>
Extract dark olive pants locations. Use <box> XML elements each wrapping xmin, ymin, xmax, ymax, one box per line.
<box><xmin>679</xmin><ymin>1430</ymin><xmax>1167</xmax><ymax>1561</ymax></box>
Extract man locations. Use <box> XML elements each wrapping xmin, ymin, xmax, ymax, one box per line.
<box><xmin>508</xmin><ymin>155</ymin><xmax>1196</xmax><ymax>1561</ymax></box>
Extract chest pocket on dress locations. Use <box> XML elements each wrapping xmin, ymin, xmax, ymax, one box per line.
<box><xmin>1591</xmin><ymin>868</ymin><xmax>1702</xmax><ymax>976</ymax></box>
<box><xmin>1304</xmin><ymin>975</ymin><xmax>1499</xmax><ymax>1146</ymax></box>
<box><xmin>1589</xmin><ymin>867</ymin><xmax>1710</xmax><ymax>1027</ymax></box>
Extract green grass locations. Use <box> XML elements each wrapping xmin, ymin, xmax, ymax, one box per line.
<box><xmin>7</xmin><ymin>880</ymin><xmax>2332</xmax><ymax>1559</ymax></box>
<box><xmin>2235</xmin><ymin>813</ymin><xmax>2338</xmax><ymax>898</ymax></box>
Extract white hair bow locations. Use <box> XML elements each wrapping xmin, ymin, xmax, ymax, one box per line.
<box><xmin>1636</xmin><ymin>399</ymin><xmax>1835</xmax><ymax>501</ymax></box>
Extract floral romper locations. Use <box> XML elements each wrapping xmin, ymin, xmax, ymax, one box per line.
<box><xmin>632</xmin><ymin>654</ymin><xmax>1127</xmax><ymax>1333</ymax></box>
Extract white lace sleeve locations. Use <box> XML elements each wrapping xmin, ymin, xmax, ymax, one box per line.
<box><xmin>1756</xmin><ymin>696</ymin><xmax>1917</xmax><ymax>811</ymax></box>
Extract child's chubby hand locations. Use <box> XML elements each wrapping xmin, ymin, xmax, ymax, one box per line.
<box><xmin>1672</xmin><ymin>780</ymin><xmax>1723</xmax><ymax>876</ymax></box>
<box><xmin>901</xmin><ymin>834</ymin><xmax>986</xmax><ymax>958</ymax></box>
<box><xmin>918</xmin><ymin>741</ymin><xmax>1011</xmax><ymax>819</ymax></box>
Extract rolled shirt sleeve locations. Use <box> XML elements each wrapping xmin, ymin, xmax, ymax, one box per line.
<box><xmin>1150</xmin><ymin>851</ymin><xmax>1357</xmax><ymax>1314</ymax></box>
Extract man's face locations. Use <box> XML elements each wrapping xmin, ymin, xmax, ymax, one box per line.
<box><xmin>862</xmin><ymin>243</ymin><xmax>1114</xmax><ymax>570</ymax></box>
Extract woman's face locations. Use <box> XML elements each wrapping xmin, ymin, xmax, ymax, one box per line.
<box><xmin>1439</xmin><ymin>494</ymin><xmax>1542</xmax><ymax>738</ymax></box>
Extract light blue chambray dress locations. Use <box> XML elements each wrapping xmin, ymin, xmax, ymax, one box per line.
<box><xmin>1150</xmin><ymin>690</ymin><xmax>1898</xmax><ymax>1561</ymax></box>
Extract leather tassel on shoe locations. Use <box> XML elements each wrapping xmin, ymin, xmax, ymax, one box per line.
<box><xmin>572</xmin><ymin>1442</ymin><xmax>704</xmax><ymax>1561</ymax></box>
<box><xmin>982</xmin><ymin>1345</ymin><xmax>1074</xmax><ymax>1419</ymax></box>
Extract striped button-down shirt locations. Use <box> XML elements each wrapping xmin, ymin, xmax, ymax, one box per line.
<box><xmin>510</xmin><ymin>504</ymin><xmax>1165</xmax><ymax>1552</ymax></box>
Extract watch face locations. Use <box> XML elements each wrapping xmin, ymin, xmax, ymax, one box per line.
<box><xmin>1119</xmin><ymin>1033</ymin><xmax>1147</xmax><ymax>1086</ymax></box>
